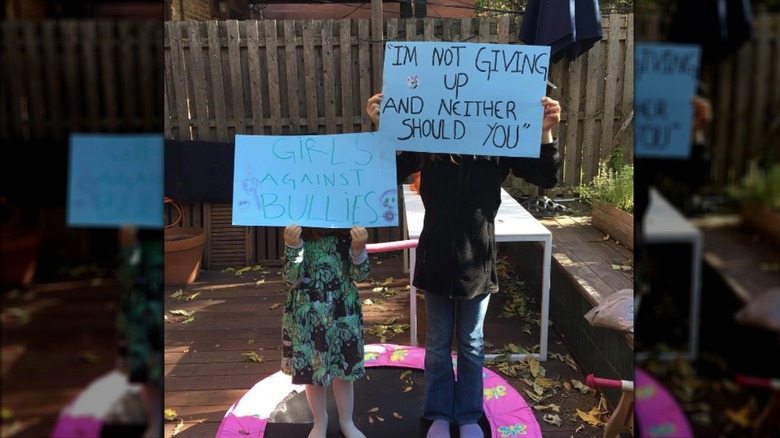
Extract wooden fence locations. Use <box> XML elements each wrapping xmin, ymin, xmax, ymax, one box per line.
<box><xmin>5</xmin><ymin>15</ymin><xmax>777</xmax><ymax>268</ymax></box>
<box><xmin>1</xmin><ymin>20</ymin><xmax>164</xmax><ymax>138</ymax></box>
<box><xmin>637</xmin><ymin>13</ymin><xmax>780</xmax><ymax>187</ymax></box>
<box><xmin>163</xmin><ymin>15</ymin><xmax>634</xmax><ymax>267</ymax></box>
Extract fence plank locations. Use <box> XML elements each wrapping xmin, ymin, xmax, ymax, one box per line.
<box><xmin>23</xmin><ymin>24</ymin><xmax>45</xmax><ymax>138</ymax></box>
<box><xmin>729</xmin><ymin>44</ymin><xmax>753</xmax><ymax>181</ymax></box>
<box><xmin>97</xmin><ymin>22</ymin><xmax>117</xmax><ymax>132</ymax></box>
<box><xmin>264</xmin><ymin>20</ymin><xmax>282</xmax><ymax>134</ymax></box>
<box><xmin>621</xmin><ymin>13</ymin><xmax>634</xmax><ymax>162</ymax></box>
<box><xmin>564</xmin><ymin>60</ymin><xmax>583</xmax><ymax>191</ymax></box>
<box><xmin>749</xmin><ymin>14</ymin><xmax>770</xmax><ymax>159</ymax></box>
<box><xmin>283</xmin><ymin>20</ymin><xmax>300</xmax><ymax>134</ymax></box>
<box><xmin>302</xmin><ymin>19</ymin><xmax>319</xmax><ymax>134</ymax></box>
<box><xmin>600</xmin><ymin>14</ymin><xmax>622</xmax><ymax>162</ymax></box>
<box><xmin>167</xmin><ymin>22</ymin><xmax>191</xmax><ymax>139</ymax></box>
<box><xmin>339</xmin><ymin>20</ymin><xmax>353</xmax><ymax>133</ymax></box>
<box><xmin>80</xmin><ymin>21</ymin><xmax>99</xmax><ymax>131</ymax></box>
<box><xmin>188</xmin><ymin>22</ymin><xmax>210</xmax><ymax>140</ymax></box>
<box><xmin>321</xmin><ymin>20</ymin><xmax>337</xmax><ymax>133</ymax></box>
<box><xmin>581</xmin><ymin>45</ymin><xmax>602</xmax><ymax>184</ymax></box>
<box><xmin>246</xmin><ymin>20</ymin><xmax>264</xmax><ymax>135</ymax></box>
<box><xmin>120</xmin><ymin>22</ymin><xmax>139</xmax><ymax>132</ymax></box>
<box><xmin>227</xmin><ymin>20</ymin><xmax>246</xmax><ymax>136</ymax></box>
<box><xmin>358</xmin><ymin>19</ymin><xmax>372</xmax><ymax>132</ymax></box>
<box><xmin>208</xmin><ymin>21</ymin><xmax>228</xmax><ymax>141</ymax></box>
<box><xmin>41</xmin><ymin>22</ymin><xmax>63</xmax><ymax>138</ymax></box>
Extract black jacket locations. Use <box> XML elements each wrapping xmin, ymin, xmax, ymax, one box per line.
<box><xmin>396</xmin><ymin>141</ymin><xmax>562</xmax><ymax>299</ymax></box>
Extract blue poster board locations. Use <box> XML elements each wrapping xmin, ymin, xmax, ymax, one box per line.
<box><xmin>635</xmin><ymin>42</ymin><xmax>701</xmax><ymax>159</ymax></box>
<box><xmin>67</xmin><ymin>133</ymin><xmax>164</xmax><ymax>228</ymax></box>
<box><xmin>378</xmin><ymin>41</ymin><xmax>551</xmax><ymax>157</ymax></box>
<box><xmin>232</xmin><ymin>133</ymin><xmax>399</xmax><ymax>228</ymax></box>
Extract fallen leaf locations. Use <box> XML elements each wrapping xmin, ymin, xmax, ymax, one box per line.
<box><xmin>269</xmin><ymin>303</ymin><xmax>281</xmax><ymax>310</ymax></box>
<box><xmin>577</xmin><ymin>407</ymin><xmax>605</xmax><ymax>426</ymax></box>
<box><xmin>393</xmin><ymin>412</ymin><xmax>402</xmax><ymax>420</ymax></box>
<box><xmin>79</xmin><ymin>350</ymin><xmax>100</xmax><ymax>363</ymax></box>
<box><xmin>242</xmin><ymin>352</ymin><xmax>265</xmax><ymax>363</ymax></box>
<box><xmin>602</xmin><ymin>234</ymin><xmax>610</xmax><ymax>241</ymax></box>
<box><xmin>725</xmin><ymin>405</ymin><xmax>752</xmax><ymax>428</ymax></box>
<box><xmin>368</xmin><ymin>416</ymin><xmax>374</xmax><ymax>424</ymax></box>
<box><xmin>399</xmin><ymin>370</ymin><xmax>412</xmax><ymax>380</ymax></box>
<box><xmin>571</xmin><ymin>379</ymin><xmax>591</xmax><ymax>394</ymax></box>
<box><xmin>185</xmin><ymin>292</ymin><xmax>201</xmax><ymax>301</ymax></box>
<box><xmin>532</xmin><ymin>404</ymin><xmax>560</xmax><ymax>412</ymax></box>
<box><xmin>384</xmin><ymin>277</ymin><xmax>394</xmax><ymax>284</ymax></box>
<box><xmin>563</xmin><ymin>381</ymin><xmax>571</xmax><ymax>391</ymax></box>
<box><xmin>169</xmin><ymin>290</ymin><xmax>184</xmax><ymax>299</ymax></box>
<box><xmin>236</xmin><ymin>266</ymin><xmax>252</xmax><ymax>275</ymax></box>
<box><xmin>171</xmin><ymin>417</ymin><xmax>184</xmax><ymax>436</ymax></box>
<box><xmin>376</xmin><ymin>416</ymin><xmax>384</xmax><ymax>422</ymax></box>
<box><xmin>366</xmin><ymin>407</ymin><xmax>379</xmax><ymax>414</ymax></box>
<box><xmin>542</xmin><ymin>414</ymin><xmax>562</xmax><ymax>427</ymax></box>
<box><xmin>169</xmin><ymin>309</ymin><xmax>194</xmax><ymax>317</ymax></box>
<box><xmin>256</xmin><ymin>279</ymin><xmax>266</xmax><ymax>285</ymax></box>
<box><xmin>164</xmin><ymin>408</ymin><xmax>178</xmax><ymax>421</ymax></box>
<box><xmin>182</xmin><ymin>316</ymin><xmax>195</xmax><ymax>324</ymax></box>
<box><xmin>403</xmin><ymin>386</ymin><xmax>413</xmax><ymax>393</ymax></box>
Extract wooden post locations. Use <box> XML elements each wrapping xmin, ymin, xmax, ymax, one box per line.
<box><xmin>371</xmin><ymin>0</ymin><xmax>383</xmax><ymax>95</ymax></box>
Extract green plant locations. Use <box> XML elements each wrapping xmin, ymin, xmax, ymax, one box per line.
<box><xmin>579</xmin><ymin>158</ymin><xmax>634</xmax><ymax>213</ymax></box>
<box><xmin>728</xmin><ymin>161</ymin><xmax>780</xmax><ymax>211</ymax></box>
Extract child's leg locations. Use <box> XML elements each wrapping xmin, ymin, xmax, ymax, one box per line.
<box><xmin>142</xmin><ymin>384</ymin><xmax>162</xmax><ymax>438</ymax></box>
<box><xmin>304</xmin><ymin>384</ymin><xmax>328</xmax><ymax>438</ymax></box>
<box><xmin>332</xmin><ymin>379</ymin><xmax>366</xmax><ymax>438</ymax></box>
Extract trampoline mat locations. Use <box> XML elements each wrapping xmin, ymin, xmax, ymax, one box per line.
<box><xmin>265</xmin><ymin>366</ymin><xmax>491</xmax><ymax>438</ymax></box>
<box><xmin>216</xmin><ymin>344</ymin><xmax>542</xmax><ymax>437</ymax></box>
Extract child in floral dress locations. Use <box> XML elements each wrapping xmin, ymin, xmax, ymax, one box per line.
<box><xmin>281</xmin><ymin>224</ymin><xmax>370</xmax><ymax>438</ymax></box>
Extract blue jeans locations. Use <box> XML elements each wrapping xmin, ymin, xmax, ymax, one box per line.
<box><xmin>422</xmin><ymin>291</ymin><xmax>490</xmax><ymax>425</ymax></box>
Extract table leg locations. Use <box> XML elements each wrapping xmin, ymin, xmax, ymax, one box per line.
<box><xmin>540</xmin><ymin>237</ymin><xmax>551</xmax><ymax>361</ymax></box>
<box><xmin>409</xmin><ymin>248</ymin><xmax>417</xmax><ymax>347</ymax></box>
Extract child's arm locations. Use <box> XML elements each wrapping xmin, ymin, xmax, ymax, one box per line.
<box><xmin>349</xmin><ymin>226</ymin><xmax>370</xmax><ymax>282</ymax></box>
<box><xmin>281</xmin><ymin>224</ymin><xmax>304</xmax><ymax>283</ymax></box>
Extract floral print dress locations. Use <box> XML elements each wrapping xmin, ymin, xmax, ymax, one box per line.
<box><xmin>281</xmin><ymin>233</ymin><xmax>370</xmax><ymax>386</ymax></box>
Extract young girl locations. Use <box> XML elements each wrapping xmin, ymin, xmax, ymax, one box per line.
<box><xmin>366</xmin><ymin>93</ymin><xmax>562</xmax><ymax>438</ymax></box>
<box><xmin>281</xmin><ymin>224</ymin><xmax>370</xmax><ymax>438</ymax></box>
<box><xmin>117</xmin><ymin>225</ymin><xmax>163</xmax><ymax>438</ymax></box>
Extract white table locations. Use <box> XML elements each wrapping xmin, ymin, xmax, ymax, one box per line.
<box><xmin>401</xmin><ymin>184</ymin><xmax>552</xmax><ymax>361</ymax></box>
<box><xmin>638</xmin><ymin>187</ymin><xmax>702</xmax><ymax>361</ymax></box>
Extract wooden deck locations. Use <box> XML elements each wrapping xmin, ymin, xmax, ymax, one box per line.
<box><xmin>162</xmin><ymin>216</ymin><xmax>633</xmax><ymax>438</ymax></box>
<box><xmin>0</xmin><ymin>216</ymin><xmax>633</xmax><ymax>438</ymax></box>
<box><xmin>1</xmin><ymin>279</ymin><xmax>124</xmax><ymax>437</ymax></box>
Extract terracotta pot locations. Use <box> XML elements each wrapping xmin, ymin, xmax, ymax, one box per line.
<box><xmin>591</xmin><ymin>200</ymin><xmax>634</xmax><ymax>250</ymax></box>
<box><xmin>1</xmin><ymin>230</ymin><xmax>41</xmax><ymax>287</ymax></box>
<box><xmin>164</xmin><ymin>227</ymin><xmax>206</xmax><ymax>286</ymax></box>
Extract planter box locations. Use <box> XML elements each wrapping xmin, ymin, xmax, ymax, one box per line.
<box><xmin>591</xmin><ymin>200</ymin><xmax>634</xmax><ymax>250</ymax></box>
<box><xmin>740</xmin><ymin>202</ymin><xmax>780</xmax><ymax>248</ymax></box>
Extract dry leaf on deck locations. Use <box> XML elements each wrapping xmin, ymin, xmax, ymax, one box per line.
<box><xmin>164</xmin><ymin>408</ymin><xmax>178</xmax><ymax>421</ymax></box>
<box><xmin>403</xmin><ymin>386</ymin><xmax>413</xmax><ymax>393</ymax></box>
<box><xmin>571</xmin><ymin>379</ymin><xmax>591</xmax><ymax>394</ymax></box>
<box><xmin>269</xmin><ymin>303</ymin><xmax>281</xmax><ymax>310</ymax></box>
<box><xmin>366</xmin><ymin>407</ymin><xmax>379</xmax><ymax>414</ymax></box>
<box><xmin>542</xmin><ymin>414</ymin><xmax>562</xmax><ymax>427</ymax></box>
<box><xmin>725</xmin><ymin>405</ymin><xmax>752</xmax><ymax>428</ymax></box>
<box><xmin>242</xmin><ymin>352</ymin><xmax>265</xmax><ymax>363</ymax></box>
<box><xmin>169</xmin><ymin>290</ymin><xmax>184</xmax><ymax>299</ymax></box>
<box><xmin>577</xmin><ymin>407</ymin><xmax>605</xmax><ymax>426</ymax></box>
<box><xmin>393</xmin><ymin>412</ymin><xmax>403</xmax><ymax>420</ymax></box>
<box><xmin>376</xmin><ymin>416</ymin><xmax>384</xmax><ymax>422</ymax></box>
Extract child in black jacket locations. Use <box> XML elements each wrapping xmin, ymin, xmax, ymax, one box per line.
<box><xmin>366</xmin><ymin>93</ymin><xmax>562</xmax><ymax>438</ymax></box>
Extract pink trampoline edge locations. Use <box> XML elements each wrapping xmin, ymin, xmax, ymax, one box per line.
<box><xmin>216</xmin><ymin>343</ymin><xmax>541</xmax><ymax>438</ymax></box>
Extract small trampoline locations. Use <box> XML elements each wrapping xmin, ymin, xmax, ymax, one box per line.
<box><xmin>217</xmin><ymin>343</ymin><xmax>541</xmax><ymax>437</ymax></box>
<box><xmin>635</xmin><ymin>367</ymin><xmax>693</xmax><ymax>437</ymax></box>
<box><xmin>51</xmin><ymin>369</ymin><xmax>147</xmax><ymax>438</ymax></box>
